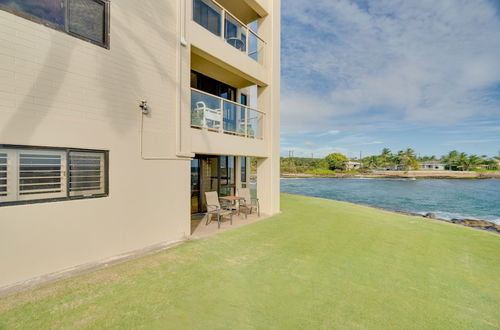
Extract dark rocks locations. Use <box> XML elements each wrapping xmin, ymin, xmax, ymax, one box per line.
<box><xmin>450</xmin><ymin>218</ymin><xmax>499</xmax><ymax>233</ymax></box>
<box><xmin>425</xmin><ymin>212</ymin><xmax>436</xmax><ymax>219</ymax></box>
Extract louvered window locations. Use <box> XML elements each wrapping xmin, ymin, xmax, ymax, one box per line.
<box><xmin>69</xmin><ymin>151</ymin><xmax>105</xmax><ymax>197</ymax></box>
<box><xmin>0</xmin><ymin>146</ymin><xmax>108</xmax><ymax>206</ymax></box>
<box><xmin>18</xmin><ymin>151</ymin><xmax>67</xmax><ymax>200</ymax></box>
<box><xmin>0</xmin><ymin>152</ymin><xmax>7</xmax><ymax>200</ymax></box>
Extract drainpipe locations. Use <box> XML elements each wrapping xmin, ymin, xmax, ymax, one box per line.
<box><xmin>176</xmin><ymin>0</ymin><xmax>193</xmax><ymax>158</ymax></box>
<box><xmin>140</xmin><ymin>0</ymin><xmax>192</xmax><ymax>161</ymax></box>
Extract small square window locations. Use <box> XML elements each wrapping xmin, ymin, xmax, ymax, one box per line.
<box><xmin>0</xmin><ymin>0</ymin><xmax>109</xmax><ymax>48</ymax></box>
<box><xmin>69</xmin><ymin>0</ymin><xmax>106</xmax><ymax>45</ymax></box>
<box><xmin>69</xmin><ymin>151</ymin><xmax>106</xmax><ymax>197</ymax></box>
<box><xmin>0</xmin><ymin>0</ymin><xmax>65</xmax><ymax>27</ymax></box>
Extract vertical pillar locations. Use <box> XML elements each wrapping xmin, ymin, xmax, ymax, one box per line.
<box><xmin>256</xmin><ymin>0</ymin><xmax>280</xmax><ymax>216</ymax></box>
<box><xmin>235</xmin><ymin>156</ymin><xmax>242</xmax><ymax>190</ymax></box>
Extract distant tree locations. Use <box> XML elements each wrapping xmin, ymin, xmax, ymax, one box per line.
<box><xmin>420</xmin><ymin>155</ymin><xmax>437</xmax><ymax>161</ymax></box>
<box><xmin>325</xmin><ymin>153</ymin><xmax>349</xmax><ymax>171</ymax></box>
<box><xmin>442</xmin><ymin>150</ymin><xmax>459</xmax><ymax>170</ymax></box>
<box><xmin>483</xmin><ymin>159</ymin><xmax>498</xmax><ymax>170</ymax></box>
<box><xmin>363</xmin><ymin>155</ymin><xmax>382</xmax><ymax>169</ymax></box>
<box><xmin>394</xmin><ymin>148</ymin><xmax>418</xmax><ymax>170</ymax></box>
<box><xmin>454</xmin><ymin>153</ymin><xmax>483</xmax><ymax>171</ymax></box>
<box><xmin>380</xmin><ymin>148</ymin><xmax>393</xmax><ymax>167</ymax></box>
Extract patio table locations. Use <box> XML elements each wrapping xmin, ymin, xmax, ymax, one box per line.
<box><xmin>220</xmin><ymin>196</ymin><xmax>245</xmax><ymax>215</ymax></box>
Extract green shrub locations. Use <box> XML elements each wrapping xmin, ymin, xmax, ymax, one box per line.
<box><xmin>305</xmin><ymin>168</ymin><xmax>337</xmax><ymax>175</ymax></box>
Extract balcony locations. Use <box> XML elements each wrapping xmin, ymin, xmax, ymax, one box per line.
<box><xmin>191</xmin><ymin>88</ymin><xmax>264</xmax><ymax>139</ymax></box>
<box><xmin>192</xmin><ymin>0</ymin><xmax>266</xmax><ymax>64</ymax></box>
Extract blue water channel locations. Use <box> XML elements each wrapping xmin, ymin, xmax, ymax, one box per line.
<box><xmin>280</xmin><ymin>178</ymin><xmax>500</xmax><ymax>224</ymax></box>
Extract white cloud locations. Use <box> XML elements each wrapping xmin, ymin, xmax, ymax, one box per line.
<box><xmin>442</xmin><ymin>138</ymin><xmax>500</xmax><ymax>145</ymax></box>
<box><xmin>319</xmin><ymin>130</ymin><xmax>341</xmax><ymax>136</ymax></box>
<box><xmin>282</xmin><ymin>0</ymin><xmax>500</xmax><ymax>133</ymax></box>
<box><xmin>303</xmin><ymin>141</ymin><xmax>317</xmax><ymax>149</ymax></box>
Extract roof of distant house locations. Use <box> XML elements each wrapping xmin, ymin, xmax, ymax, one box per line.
<box><xmin>419</xmin><ymin>161</ymin><xmax>445</xmax><ymax>165</ymax></box>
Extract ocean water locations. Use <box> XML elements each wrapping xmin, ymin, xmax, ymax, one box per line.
<box><xmin>280</xmin><ymin>178</ymin><xmax>500</xmax><ymax>225</ymax></box>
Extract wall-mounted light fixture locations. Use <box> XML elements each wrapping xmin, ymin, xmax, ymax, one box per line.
<box><xmin>140</xmin><ymin>100</ymin><xmax>150</xmax><ymax>115</ymax></box>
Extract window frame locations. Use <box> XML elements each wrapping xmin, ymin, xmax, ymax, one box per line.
<box><xmin>0</xmin><ymin>0</ymin><xmax>110</xmax><ymax>49</ymax></box>
<box><xmin>192</xmin><ymin>0</ymin><xmax>222</xmax><ymax>37</ymax></box>
<box><xmin>0</xmin><ymin>144</ymin><xmax>109</xmax><ymax>207</ymax></box>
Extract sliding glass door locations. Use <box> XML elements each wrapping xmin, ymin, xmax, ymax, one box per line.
<box><xmin>191</xmin><ymin>155</ymin><xmax>236</xmax><ymax>213</ymax></box>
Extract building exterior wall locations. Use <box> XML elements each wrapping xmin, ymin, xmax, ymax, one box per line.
<box><xmin>419</xmin><ymin>163</ymin><xmax>445</xmax><ymax>170</ymax></box>
<box><xmin>0</xmin><ymin>0</ymin><xmax>280</xmax><ymax>289</ymax></box>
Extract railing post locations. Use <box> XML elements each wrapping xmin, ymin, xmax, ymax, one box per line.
<box><xmin>245</xmin><ymin>108</ymin><xmax>248</xmax><ymax>138</ymax></box>
<box><xmin>221</xmin><ymin>9</ymin><xmax>225</xmax><ymax>41</ymax></box>
<box><xmin>219</xmin><ymin>98</ymin><xmax>224</xmax><ymax>134</ymax></box>
<box><xmin>246</xmin><ymin>27</ymin><xmax>250</xmax><ymax>56</ymax></box>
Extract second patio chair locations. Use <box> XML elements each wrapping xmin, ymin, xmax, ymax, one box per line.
<box><xmin>205</xmin><ymin>191</ymin><xmax>233</xmax><ymax>229</ymax></box>
<box><xmin>236</xmin><ymin>188</ymin><xmax>260</xmax><ymax>218</ymax></box>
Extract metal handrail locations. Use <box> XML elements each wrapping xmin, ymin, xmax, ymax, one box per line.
<box><xmin>191</xmin><ymin>88</ymin><xmax>264</xmax><ymax>139</ymax></box>
<box><xmin>191</xmin><ymin>88</ymin><xmax>265</xmax><ymax>115</ymax></box>
<box><xmin>210</xmin><ymin>0</ymin><xmax>266</xmax><ymax>44</ymax></box>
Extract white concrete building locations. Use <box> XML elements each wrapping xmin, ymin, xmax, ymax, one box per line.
<box><xmin>0</xmin><ymin>0</ymin><xmax>280</xmax><ymax>289</ymax></box>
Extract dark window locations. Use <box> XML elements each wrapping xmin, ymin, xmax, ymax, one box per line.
<box><xmin>219</xmin><ymin>156</ymin><xmax>235</xmax><ymax>196</ymax></box>
<box><xmin>240</xmin><ymin>94</ymin><xmax>248</xmax><ymax>106</ymax></box>
<box><xmin>0</xmin><ymin>0</ymin><xmax>109</xmax><ymax>48</ymax></box>
<box><xmin>69</xmin><ymin>0</ymin><xmax>106</xmax><ymax>44</ymax></box>
<box><xmin>193</xmin><ymin>0</ymin><xmax>221</xmax><ymax>36</ymax></box>
<box><xmin>191</xmin><ymin>71</ymin><xmax>236</xmax><ymax>101</ymax></box>
<box><xmin>0</xmin><ymin>153</ymin><xmax>7</xmax><ymax>197</ymax></box>
<box><xmin>191</xmin><ymin>159</ymin><xmax>201</xmax><ymax>213</ymax></box>
<box><xmin>240</xmin><ymin>157</ymin><xmax>247</xmax><ymax>183</ymax></box>
<box><xmin>0</xmin><ymin>0</ymin><xmax>65</xmax><ymax>26</ymax></box>
<box><xmin>69</xmin><ymin>151</ymin><xmax>106</xmax><ymax>196</ymax></box>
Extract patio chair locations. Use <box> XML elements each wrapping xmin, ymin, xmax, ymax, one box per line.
<box><xmin>236</xmin><ymin>188</ymin><xmax>260</xmax><ymax>218</ymax></box>
<box><xmin>205</xmin><ymin>191</ymin><xmax>233</xmax><ymax>229</ymax></box>
<box><xmin>194</xmin><ymin>101</ymin><xmax>222</xmax><ymax>130</ymax></box>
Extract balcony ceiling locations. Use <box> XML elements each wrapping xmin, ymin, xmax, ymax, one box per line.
<box><xmin>216</xmin><ymin>0</ymin><xmax>267</xmax><ymax>24</ymax></box>
<box><xmin>191</xmin><ymin>52</ymin><xmax>255</xmax><ymax>89</ymax></box>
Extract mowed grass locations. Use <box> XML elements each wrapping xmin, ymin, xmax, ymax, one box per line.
<box><xmin>1</xmin><ymin>194</ymin><xmax>499</xmax><ymax>329</ymax></box>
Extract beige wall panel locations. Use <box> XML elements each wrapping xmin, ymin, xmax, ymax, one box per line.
<box><xmin>190</xmin><ymin>128</ymin><xmax>267</xmax><ymax>157</ymax></box>
<box><xmin>0</xmin><ymin>0</ymin><xmax>191</xmax><ymax>288</ymax></box>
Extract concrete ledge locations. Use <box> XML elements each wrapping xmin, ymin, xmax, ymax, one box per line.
<box><xmin>0</xmin><ymin>239</ymin><xmax>187</xmax><ymax>299</ymax></box>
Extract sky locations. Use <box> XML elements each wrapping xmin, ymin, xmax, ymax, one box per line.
<box><xmin>280</xmin><ymin>0</ymin><xmax>500</xmax><ymax>159</ymax></box>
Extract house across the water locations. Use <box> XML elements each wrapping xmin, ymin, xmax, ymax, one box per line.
<box><xmin>419</xmin><ymin>161</ymin><xmax>446</xmax><ymax>170</ymax></box>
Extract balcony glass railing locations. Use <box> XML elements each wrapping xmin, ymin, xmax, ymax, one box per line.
<box><xmin>191</xmin><ymin>88</ymin><xmax>264</xmax><ymax>139</ymax></box>
<box><xmin>192</xmin><ymin>0</ymin><xmax>265</xmax><ymax>64</ymax></box>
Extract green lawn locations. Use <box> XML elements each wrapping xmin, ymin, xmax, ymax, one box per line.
<box><xmin>1</xmin><ymin>194</ymin><xmax>499</xmax><ymax>329</ymax></box>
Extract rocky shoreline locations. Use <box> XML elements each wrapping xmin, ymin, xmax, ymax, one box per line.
<box><xmin>282</xmin><ymin>170</ymin><xmax>500</xmax><ymax>179</ymax></box>
<box><xmin>422</xmin><ymin>213</ymin><xmax>500</xmax><ymax>234</ymax></box>
<box><xmin>359</xmin><ymin>206</ymin><xmax>500</xmax><ymax>235</ymax></box>
<box><xmin>352</xmin><ymin>205</ymin><xmax>500</xmax><ymax>235</ymax></box>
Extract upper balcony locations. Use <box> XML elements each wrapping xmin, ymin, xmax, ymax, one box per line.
<box><xmin>190</xmin><ymin>88</ymin><xmax>267</xmax><ymax>157</ymax></box>
<box><xmin>191</xmin><ymin>88</ymin><xmax>264</xmax><ymax>140</ymax></box>
<box><xmin>189</xmin><ymin>0</ymin><xmax>269</xmax><ymax>86</ymax></box>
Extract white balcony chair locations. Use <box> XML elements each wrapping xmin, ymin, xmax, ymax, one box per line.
<box><xmin>205</xmin><ymin>191</ymin><xmax>233</xmax><ymax>229</ymax></box>
<box><xmin>194</xmin><ymin>101</ymin><xmax>222</xmax><ymax>130</ymax></box>
<box><xmin>237</xmin><ymin>188</ymin><xmax>260</xmax><ymax>218</ymax></box>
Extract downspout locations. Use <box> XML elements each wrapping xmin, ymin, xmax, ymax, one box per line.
<box><xmin>140</xmin><ymin>0</ymin><xmax>192</xmax><ymax>161</ymax></box>
<box><xmin>176</xmin><ymin>0</ymin><xmax>192</xmax><ymax>158</ymax></box>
